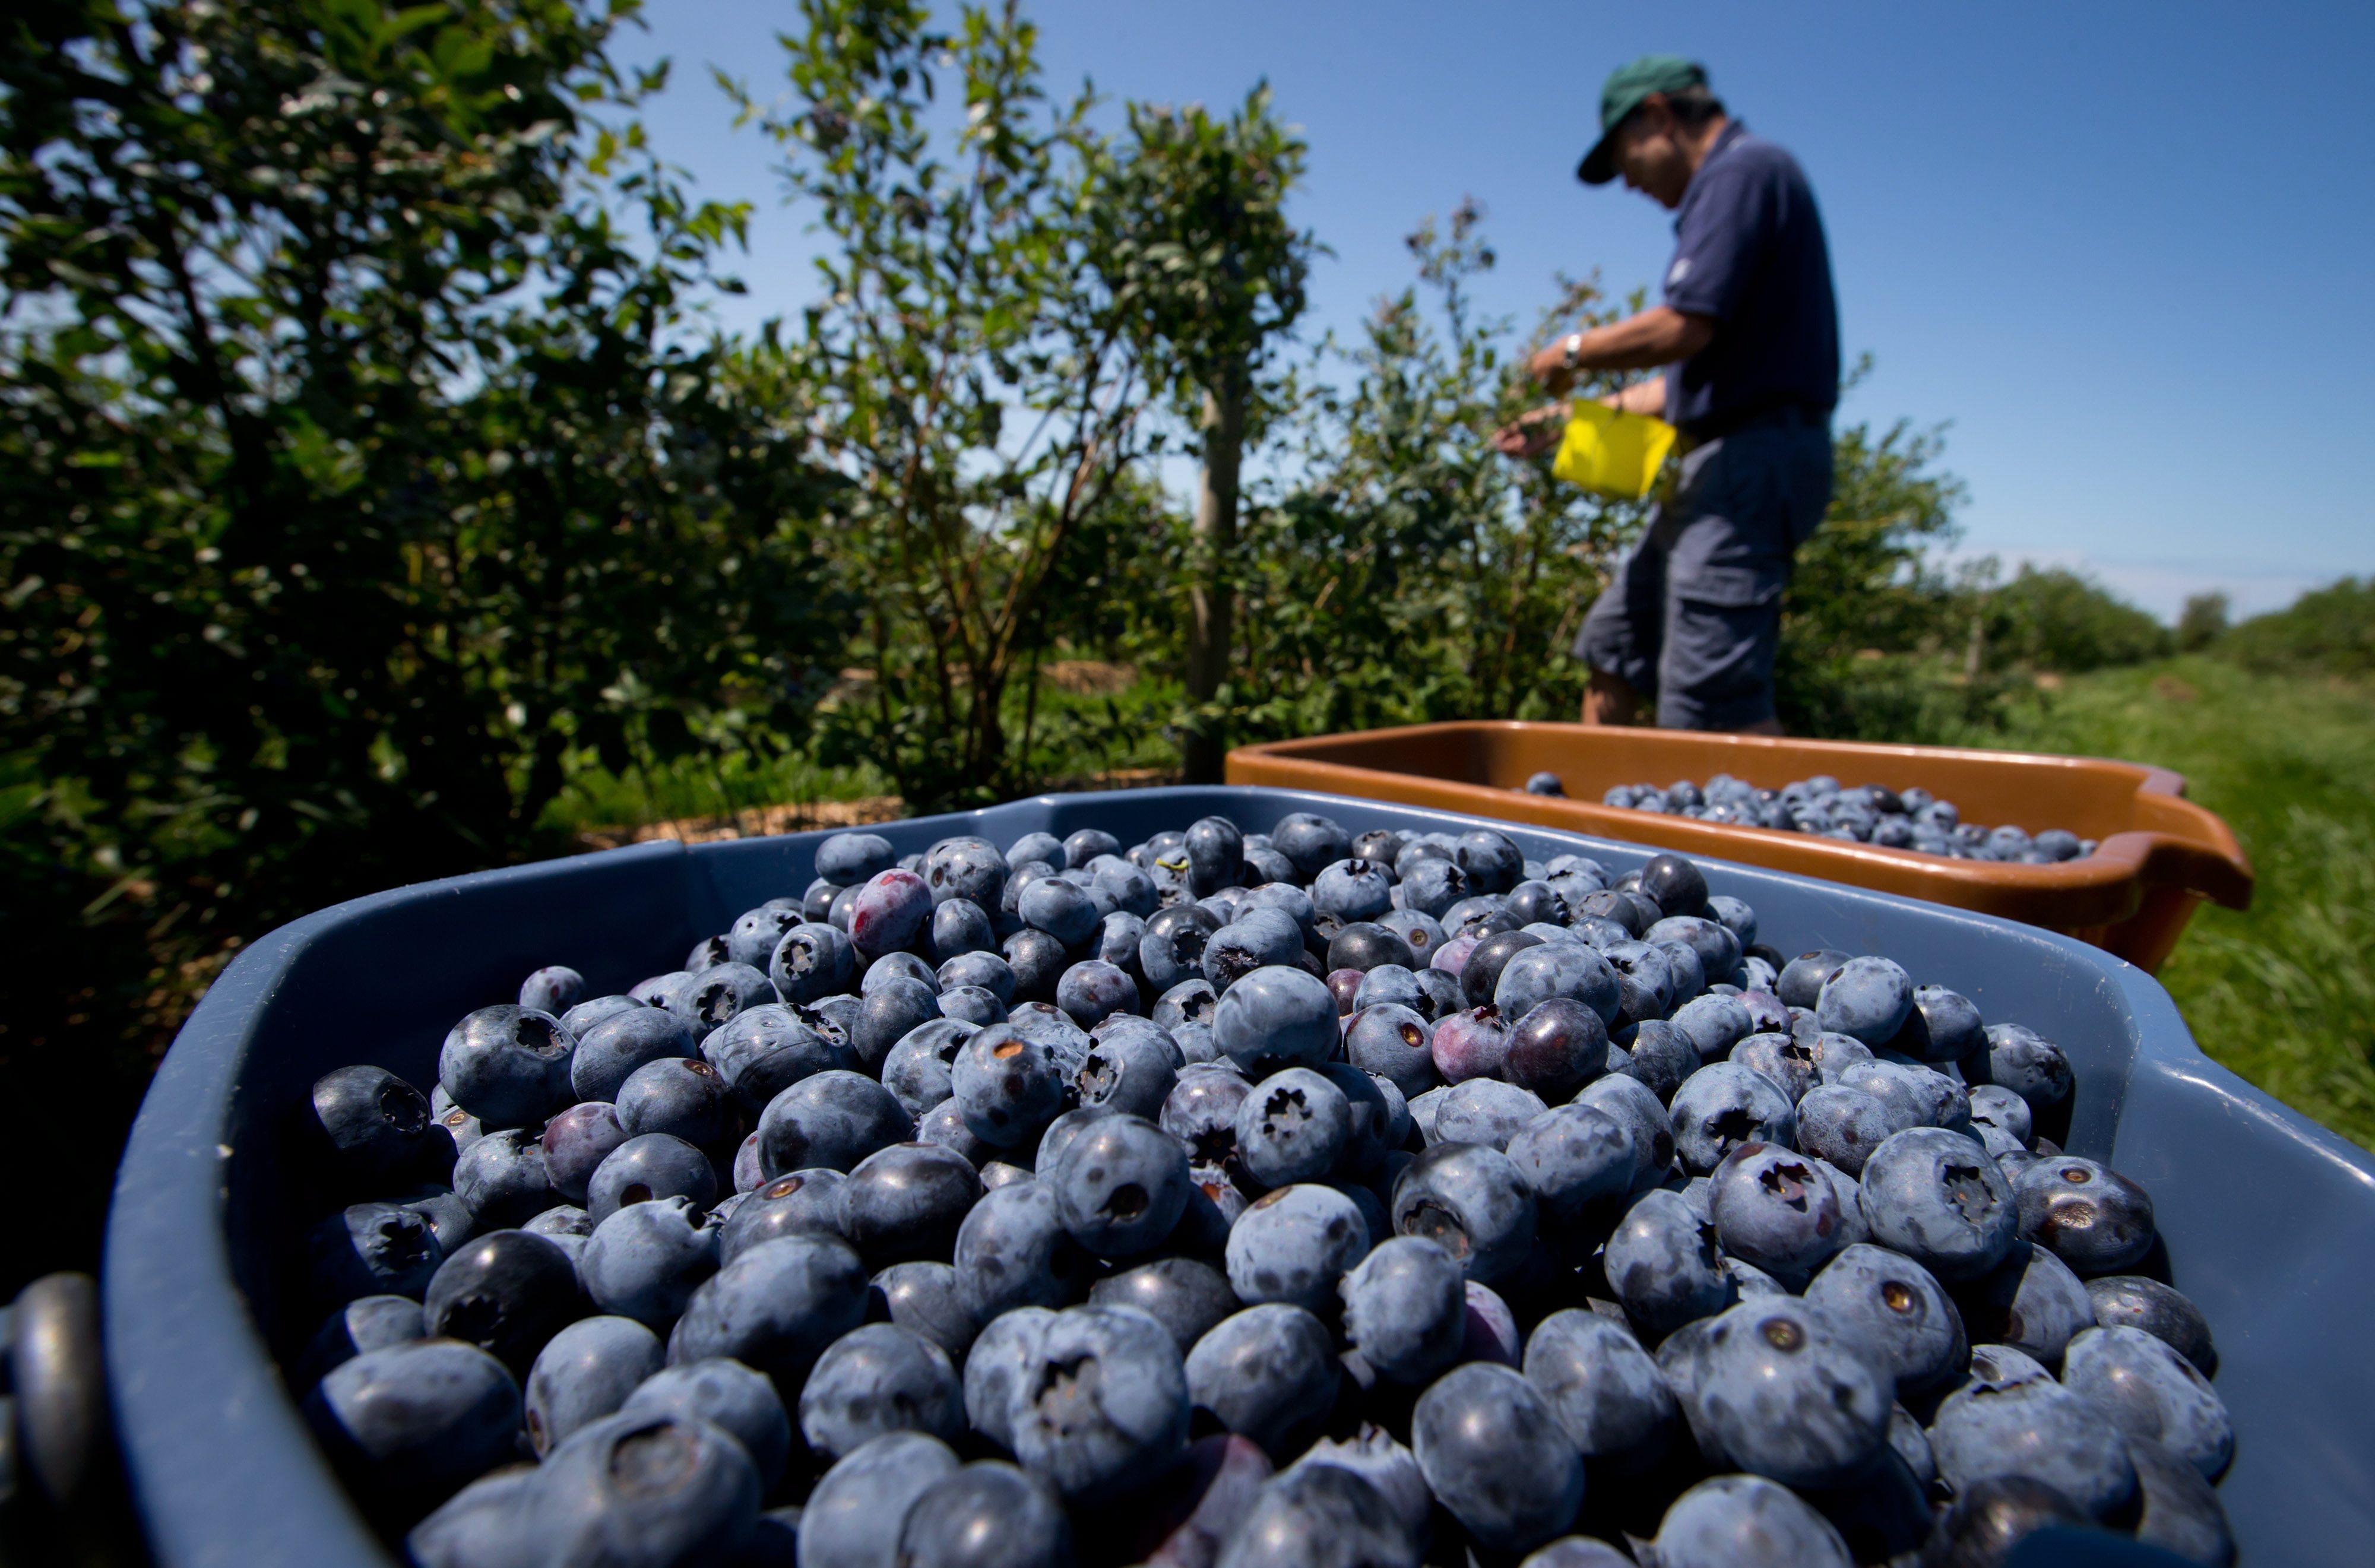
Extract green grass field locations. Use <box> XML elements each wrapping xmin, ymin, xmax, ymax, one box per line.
<box><xmin>1984</xmin><ymin>657</ymin><xmax>2375</xmax><ymax>1151</ymax></box>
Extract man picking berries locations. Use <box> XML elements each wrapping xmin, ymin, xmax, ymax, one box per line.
<box><xmin>1496</xmin><ymin>58</ymin><xmax>1838</xmax><ymax>734</ymax></box>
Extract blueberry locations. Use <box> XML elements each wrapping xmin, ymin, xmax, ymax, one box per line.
<box><xmin>571</xmin><ymin>1006</ymin><xmax>701</xmax><ymax>1104</ymax></box>
<box><xmin>1493</xmin><ymin>943</ymin><xmax>1621</xmax><ymax>1030</ymax></box>
<box><xmin>2083</xmin><ymin>1275</ymin><xmax>2216</xmax><ymax>1374</ymax></box>
<box><xmin>581</xmin><ymin>1132</ymin><xmax>714</xmax><ymax>1226</ymax></box>
<box><xmin>1705</xmin><ymin>1141</ymin><xmax>1849</xmax><ymax>1287</ymax></box>
<box><xmin>305</xmin><ymin>1066</ymin><xmax>439</xmax><ymax>1190</ymax></box>
<box><xmin>609</xmin><ymin>1058</ymin><xmax>736</xmax><ymax>1155</ymax></box>
<box><xmin>756</xmin><ymin>1069</ymin><xmax>911</xmax><ymax>1177</ymax></box>
<box><xmin>1210</xmin><ymin>965</ymin><xmax>1336</xmax><ymax>1075</ymax></box>
<box><xmin>1390</xmin><ymin>1141</ymin><xmax>1535</xmax><ymax>1284</ymax></box>
<box><xmin>673</xmin><ymin>962</ymin><xmax>777</xmax><ymax>1031</ymax></box>
<box><xmin>1337</xmin><ymin>1005</ymin><xmax>1431</xmax><ymax>1101</ymax></box>
<box><xmin>1281</xmin><ymin>1429</ymin><xmax>1431</xmax><ymax>1549</ymax></box>
<box><xmin>1268</xmin><ymin>813</ymin><xmax>1350</xmax><ymax>880</ymax></box>
<box><xmin>1226</xmin><ymin>1183</ymin><xmax>1372</xmax><ymax>1314</ymax></box>
<box><xmin>1506</xmin><ymin>1103</ymin><xmax>1635</xmax><ymax>1227</ymax></box>
<box><xmin>1813</xmin><ymin>956</ymin><xmax>1915</xmax><ymax>1047</ymax></box>
<box><xmin>1216</xmin><ymin>1459</ymin><xmax>1421</xmax><ymax>1568</ymax></box>
<box><xmin>1186</xmin><ymin>816</ymin><xmax>1246</xmax><ymax>896</ymax></box>
<box><xmin>897</xmin><ymin>1459</ymin><xmax>1075</xmax><ymax>1568</ymax></box>
<box><xmin>2014</xmin><ymin>1156</ymin><xmax>2155</xmax><ymax>1276</ymax></box>
<box><xmin>770</xmin><ymin>922</ymin><xmax>857</xmax><ymax>1006</ymax></box>
<box><xmin>1858</xmin><ymin>1126</ymin><xmax>2016</xmax><ymax>1281</ymax></box>
<box><xmin>1572</xmin><ymin>1072</ymin><xmax>1676</xmax><ymax>1190</ymax></box>
<box><xmin>1649</xmin><ymin>1474</ymin><xmax>1851</xmax><ymax>1568</ymax></box>
<box><xmin>580</xmin><ymin>1195</ymin><xmax>720</xmax><ymax>1328</ymax></box>
<box><xmin>1612</xmin><ymin>1018</ymin><xmax>1697</xmax><ymax>1102</ymax></box>
<box><xmin>1088</xmin><ymin>1257</ymin><xmax>1240</xmax><ymax>1357</ymax></box>
<box><xmin>1014</xmin><ymin>875</ymin><xmax>1098</xmax><ymax>951</ymax></box>
<box><xmin>303</xmin><ymin>1338</ymin><xmax>518</xmax><ymax>1521</ymax></box>
<box><xmin>1927</xmin><ymin>1374</ymin><xmax>2138</xmax><ymax>1519</ymax></box>
<box><xmin>1205</xmin><ymin>914</ymin><xmax>1307</xmax><ymax>993</ymax></box>
<box><xmin>1337</xmin><ymin>1235</ymin><xmax>1465</xmax><ymax>1385</ymax></box>
<box><xmin>1679</xmin><ymin>1296</ymin><xmax>1892</xmax><ymax>1485</ymax></box>
<box><xmin>1398</xmin><ymin>858</ymin><xmax>1470</xmax><ymax>920</ymax></box>
<box><xmin>1972</xmin><ymin>1023</ymin><xmax>2073</xmax><ymax>1113</ymax></box>
<box><xmin>2127</xmin><ymin>1434</ymin><xmax>2238</xmax><ymax>1566</ymax></box>
<box><xmin>816</xmin><ymin>831</ymin><xmax>897</xmax><ymax>885</ymax></box>
<box><xmin>720</xmin><ymin>1167</ymin><xmax>846</xmax><ymax>1265</ymax></box>
<box><xmin>1184</xmin><ymin>1303</ymin><xmax>1338</xmax><ymax>1459</ymax></box>
<box><xmin>1503</xmin><ymin>998</ymin><xmax>1611</xmax><ymax>1101</ymax></box>
<box><xmin>1141</xmin><ymin>907</ymin><xmax>1220</xmax><ymax>995</ymax></box>
<box><xmin>306</xmin><ymin>1201</ymin><xmax>446</xmax><ymax>1308</ymax></box>
<box><xmin>1791</xmin><ymin>1084</ymin><xmax>1898</xmax><ymax>1177</ymax></box>
<box><xmin>1411</xmin><ymin>1361</ymin><xmax>1583</xmax><ymax>1553</ymax></box>
<box><xmin>2062</xmin><ymin>1323</ymin><xmax>2232</xmax><ymax>1478</ymax></box>
<box><xmin>936</xmin><ymin>945</ymin><xmax>1012</xmax><ymax>1002</ymax></box>
<box><xmin>422</xmin><ymin>1227</ymin><xmax>584</xmax><ymax>1375</ymax></box>
<box><xmin>439</xmin><ymin>1005</ymin><xmax>575</xmax><ymax>1127</ymax></box>
<box><xmin>1046</xmin><ymin>959</ymin><xmax>1129</xmax><ymax>1031</ymax></box>
<box><xmin>1668</xmin><ymin>1062</ymin><xmax>1796</xmax><ymax>1175</ymax></box>
<box><xmin>1231</xmin><ymin>1068</ymin><xmax>1351</xmax><ymax>1187</ymax></box>
<box><xmin>1423</xmin><ymin>1008</ymin><xmax>1515</xmax><ymax>1095</ymax></box>
<box><xmin>1642</xmin><ymin>915</ymin><xmax>1740</xmax><ymax>986</ymax></box>
<box><xmin>1076</xmin><ymin>1028</ymin><xmax>1180</xmax><ymax>1120</ymax></box>
<box><xmin>797</xmin><ymin>1321</ymin><xmax>965</xmax><ymax>1460</ymax></box>
<box><xmin>1729</xmin><ymin>1030</ymin><xmax>1819</xmax><ymax>1105</ymax></box>
<box><xmin>562</xmin><ymin>993</ymin><xmax>644</xmax><ymax>1040</ymax></box>
<box><xmin>530</xmin><ymin>1409</ymin><xmax>761</xmax><ymax>1566</ymax></box>
<box><xmin>1430</xmin><ymin>1078</ymin><xmax>1548</xmax><ymax>1152</ymax></box>
<box><xmin>708</xmin><ymin>1006</ymin><xmax>854</xmax><ymax>1115</ymax></box>
<box><xmin>1597</xmin><ymin>940</ymin><xmax>1677</xmax><ymax>1030</ymax></box>
<box><xmin>800</xmin><ymin>1431</ymin><xmax>962</xmax><ymax>1568</ymax></box>
<box><xmin>1603</xmin><ymin>1188</ymin><xmax>1731</xmax><ymax>1342</ymax></box>
<box><xmin>1152</xmin><ymin>971</ymin><xmax>1221</xmax><ymax>1033</ymax></box>
<box><xmin>1952</xmin><ymin>1238</ymin><xmax>2095</xmax><ymax>1366</ymax></box>
<box><xmin>1888</xmin><ymin>984</ymin><xmax>1985</xmax><ymax>1065</ymax></box>
<box><xmin>851</xmin><ymin>868</ymin><xmax>937</xmax><ymax>958</ymax></box>
<box><xmin>514</xmin><ymin>965</ymin><xmax>585</xmax><ymax>1019</ymax></box>
<box><xmin>929</xmin><ymin>897</ymin><xmax>999</xmax><ymax>965</ymax></box>
<box><xmin>667</xmin><ymin>1230</ymin><xmax>868</xmax><ymax>1398</ymax></box>
<box><xmin>825</xmin><ymin>1141</ymin><xmax>979</xmax><ymax>1266</ymax></box>
<box><xmin>452</xmin><ymin>1127</ymin><xmax>559</xmax><ymax>1228</ymax></box>
<box><xmin>1318</xmin><ymin>922</ymin><xmax>1409</xmax><ymax>980</ymax></box>
<box><xmin>297</xmin><ymin>1294</ymin><xmax>428</xmax><ymax>1389</ymax></box>
<box><xmin>937</xmin><ymin>1026</ymin><xmax>1061</xmax><ymax>1154</ymax></box>
<box><xmin>955</xmin><ymin>1180</ymin><xmax>1095</xmax><ymax>1320</ymax></box>
<box><xmin>1522</xmin><ymin>1308</ymin><xmax>1679</xmax><ymax>1468</ymax></box>
<box><xmin>524</xmin><ymin>1314</ymin><xmax>664</xmax><ymax>1456</ymax></box>
<box><xmin>1513</xmin><ymin>1540</ymin><xmax>1629</xmax><ymax>1568</ymax></box>
<box><xmin>1801</xmin><ymin>1243</ymin><xmax>1964</xmax><ymax>1397</ymax></box>
<box><xmin>1917</xmin><ymin>1474</ymin><xmax>2092</xmax><ymax>1568</ymax></box>
<box><xmin>1005</xmin><ymin>1304</ymin><xmax>1190</xmax><ymax>1502</ymax></box>
<box><xmin>1043</xmin><ymin>1111</ymin><xmax>1190</xmax><ymax>1257</ymax></box>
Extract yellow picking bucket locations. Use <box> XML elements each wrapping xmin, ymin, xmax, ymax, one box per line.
<box><xmin>1552</xmin><ymin>400</ymin><xmax>1677</xmax><ymax>501</ymax></box>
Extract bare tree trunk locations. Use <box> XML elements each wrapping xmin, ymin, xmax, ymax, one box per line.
<box><xmin>1183</xmin><ymin>382</ymin><xmax>1244</xmax><ymax>784</ymax></box>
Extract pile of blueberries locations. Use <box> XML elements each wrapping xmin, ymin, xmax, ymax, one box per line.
<box><xmin>1524</xmin><ymin>770</ymin><xmax>2098</xmax><ymax>864</ymax></box>
<box><xmin>294</xmin><ymin>812</ymin><xmax>2234</xmax><ymax>1568</ymax></box>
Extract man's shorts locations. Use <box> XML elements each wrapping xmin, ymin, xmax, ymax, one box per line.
<box><xmin>1573</xmin><ymin>408</ymin><xmax>1835</xmax><ymax>730</ymax></box>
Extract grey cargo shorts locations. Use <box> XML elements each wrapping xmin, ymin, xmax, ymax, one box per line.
<box><xmin>1572</xmin><ymin>409</ymin><xmax>1834</xmax><ymax>730</ymax></box>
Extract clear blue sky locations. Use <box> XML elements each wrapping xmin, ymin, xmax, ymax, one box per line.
<box><xmin>615</xmin><ymin>0</ymin><xmax>2373</xmax><ymax>620</ymax></box>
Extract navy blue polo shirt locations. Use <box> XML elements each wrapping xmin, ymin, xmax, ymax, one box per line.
<box><xmin>1661</xmin><ymin>122</ymin><xmax>1839</xmax><ymax>435</ymax></box>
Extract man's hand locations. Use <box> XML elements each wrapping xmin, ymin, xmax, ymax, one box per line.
<box><xmin>1491</xmin><ymin>403</ymin><xmax>1570</xmax><ymax>459</ymax></box>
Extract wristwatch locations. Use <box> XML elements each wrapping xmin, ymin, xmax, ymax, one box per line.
<box><xmin>1559</xmin><ymin>332</ymin><xmax>1585</xmax><ymax>371</ymax></box>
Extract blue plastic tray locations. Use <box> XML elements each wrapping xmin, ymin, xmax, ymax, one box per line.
<box><xmin>103</xmin><ymin>787</ymin><xmax>2375</xmax><ymax>1567</ymax></box>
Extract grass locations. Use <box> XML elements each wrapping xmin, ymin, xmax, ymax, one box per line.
<box><xmin>1981</xmin><ymin>656</ymin><xmax>2375</xmax><ymax>1151</ymax></box>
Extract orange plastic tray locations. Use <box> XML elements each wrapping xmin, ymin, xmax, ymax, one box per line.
<box><xmin>1227</xmin><ymin>723</ymin><xmax>2253</xmax><ymax>973</ymax></box>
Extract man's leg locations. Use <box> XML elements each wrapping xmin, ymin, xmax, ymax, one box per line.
<box><xmin>1653</xmin><ymin>429</ymin><xmax>1799</xmax><ymax>732</ymax></box>
<box><xmin>1572</xmin><ymin>511</ymin><xmax>1673</xmax><ymax>725</ymax></box>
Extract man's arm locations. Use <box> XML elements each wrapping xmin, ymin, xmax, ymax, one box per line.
<box><xmin>1527</xmin><ymin>306</ymin><xmax>1714</xmax><ymax>396</ymax></box>
<box><xmin>1488</xmin><ymin>375</ymin><xmax>1670</xmax><ymax>459</ymax></box>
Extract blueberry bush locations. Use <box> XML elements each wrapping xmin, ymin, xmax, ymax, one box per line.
<box><xmin>0</xmin><ymin>0</ymin><xmax>847</xmax><ymax>1288</ymax></box>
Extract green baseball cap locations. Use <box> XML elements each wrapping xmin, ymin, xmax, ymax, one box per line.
<box><xmin>1576</xmin><ymin>55</ymin><xmax>1708</xmax><ymax>185</ymax></box>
